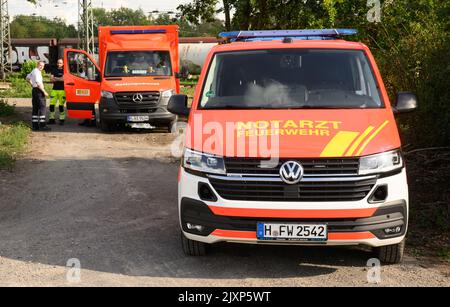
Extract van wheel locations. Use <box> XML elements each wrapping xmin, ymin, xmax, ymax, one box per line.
<box><xmin>374</xmin><ymin>239</ymin><xmax>405</xmax><ymax>264</ymax></box>
<box><xmin>100</xmin><ymin>120</ymin><xmax>113</xmax><ymax>132</ymax></box>
<box><xmin>181</xmin><ymin>232</ymin><xmax>207</xmax><ymax>256</ymax></box>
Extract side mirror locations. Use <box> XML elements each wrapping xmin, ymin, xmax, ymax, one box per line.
<box><xmin>168</xmin><ymin>94</ymin><xmax>190</xmax><ymax>116</ymax></box>
<box><xmin>176</xmin><ymin>66</ymin><xmax>189</xmax><ymax>79</ymax></box>
<box><xmin>393</xmin><ymin>92</ymin><xmax>417</xmax><ymax>114</ymax></box>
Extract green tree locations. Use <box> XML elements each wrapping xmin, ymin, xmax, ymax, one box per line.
<box><xmin>108</xmin><ymin>7</ymin><xmax>149</xmax><ymax>26</ymax></box>
<box><xmin>11</xmin><ymin>15</ymin><xmax>77</xmax><ymax>39</ymax></box>
<box><xmin>92</xmin><ymin>7</ymin><xmax>151</xmax><ymax>32</ymax></box>
<box><xmin>177</xmin><ymin>0</ymin><xmax>450</xmax><ymax>146</ymax></box>
<box><xmin>178</xmin><ymin>0</ymin><xmax>233</xmax><ymax>31</ymax></box>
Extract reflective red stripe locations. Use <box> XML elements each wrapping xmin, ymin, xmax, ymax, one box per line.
<box><xmin>328</xmin><ymin>232</ymin><xmax>375</xmax><ymax>240</ymax></box>
<box><xmin>67</xmin><ymin>110</ymin><xmax>93</xmax><ymax>119</ymax></box>
<box><xmin>208</xmin><ymin>206</ymin><xmax>377</xmax><ymax>219</ymax></box>
<box><xmin>211</xmin><ymin>229</ymin><xmax>376</xmax><ymax>241</ymax></box>
<box><xmin>211</xmin><ymin>229</ymin><xmax>257</xmax><ymax>239</ymax></box>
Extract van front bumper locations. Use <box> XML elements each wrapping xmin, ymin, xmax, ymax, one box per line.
<box><xmin>178</xmin><ymin>168</ymin><xmax>409</xmax><ymax>247</ymax></box>
<box><xmin>99</xmin><ymin>97</ymin><xmax>176</xmax><ymax>125</ymax></box>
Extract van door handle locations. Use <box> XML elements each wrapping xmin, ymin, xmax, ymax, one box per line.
<box><xmin>66</xmin><ymin>82</ymin><xmax>75</xmax><ymax>86</ymax></box>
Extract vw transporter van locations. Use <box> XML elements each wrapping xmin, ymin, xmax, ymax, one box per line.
<box><xmin>168</xmin><ymin>29</ymin><xmax>417</xmax><ymax>264</ymax></box>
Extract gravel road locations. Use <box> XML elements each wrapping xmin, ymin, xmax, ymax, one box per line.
<box><xmin>0</xmin><ymin>99</ymin><xmax>448</xmax><ymax>286</ymax></box>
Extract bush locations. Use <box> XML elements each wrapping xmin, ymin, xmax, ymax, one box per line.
<box><xmin>20</xmin><ymin>60</ymin><xmax>37</xmax><ymax>78</ymax></box>
<box><xmin>0</xmin><ymin>73</ymin><xmax>52</xmax><ymax>98</ymax></box>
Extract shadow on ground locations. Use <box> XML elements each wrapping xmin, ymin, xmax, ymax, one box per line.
<box><xmin>0</xmin><ymin>156</ymin><xmax>375</xmax><ymax>280</ymax></box>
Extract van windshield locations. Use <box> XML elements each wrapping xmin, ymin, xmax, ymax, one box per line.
<box><xmin>200</xmin><ymin>49</ymin><xmax>383</xmax><ymax>109</ymax></box>
<box><xmin>104</xmin><ymin>51</ymin><xmax>172</xmax><ymax>77</ymax></box>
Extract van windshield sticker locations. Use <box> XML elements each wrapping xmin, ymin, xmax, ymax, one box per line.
<box><xmin>132</xmin><ymin>70</ymin><xmax>148</xmax><ymax>75</ymax></box>
<box><xmin>205</xmin><ymin>90</ymin><xmax>215</xmax><ymax>98</ymax></box>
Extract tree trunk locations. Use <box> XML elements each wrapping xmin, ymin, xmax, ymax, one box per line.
<box><xmin>223</xmin><ymin>0</ymin><xmax>232</xmax><ymax>31</ymax></box>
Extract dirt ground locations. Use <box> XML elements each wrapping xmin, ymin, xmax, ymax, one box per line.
<box><xmin>0</xmin><ymin>99</ymin><xmax>448</xmax><ymax>286</ymax></box>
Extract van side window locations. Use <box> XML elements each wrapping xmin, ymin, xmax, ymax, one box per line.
<box><xmin>68</xmin><ymin>52</ymin><xmax>98</xmax><ymax>81</ymax></box>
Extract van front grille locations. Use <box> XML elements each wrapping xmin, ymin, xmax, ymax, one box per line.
<box><xmin>115</xmin><ymin>92</ymin><xmax>160</xmax><ymax>105</ymax></box>
<box><xmin>225</xmin><ymin>157</ymin><xmax>359</xmax><ymax>176</ymax></box>
<box><xmin>208</xmin><ymin>176</ymin><xmax>376</xmax><ymax>202</ymax></box>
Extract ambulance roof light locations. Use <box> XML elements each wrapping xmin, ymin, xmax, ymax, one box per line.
<box><xmin>110</xmin><ymin>29</ymin><xmax>167</xmax><ymax>35</ymax></box>
<box><xmin>219</xmin><ymin>29</ymin><xmax>358</xmax><ymax>42</ymax></box>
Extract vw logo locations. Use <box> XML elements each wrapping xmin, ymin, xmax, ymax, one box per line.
<box><xmin>279</xmin><ymin>161</ymin><xmax>304</xmax><ymax>185</ymax></box>
<box><xmin>132</xmin><ymin>93</ymin><xmax>143</xmax><ymax>102</ymax></box>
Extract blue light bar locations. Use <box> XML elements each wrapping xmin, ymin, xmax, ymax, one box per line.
<box><xmin>219</xmin><ymin>29</ymin><xmax>358</xmax><ymax>42</ymax></box>
<box><xmin>110</xmin><ymin>29</ymin><xmax>167</xmax><ymax>35</ymax></box>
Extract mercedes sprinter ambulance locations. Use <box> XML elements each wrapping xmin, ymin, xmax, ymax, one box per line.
<box><xmin>168</xmin><ymin>29</ymin><xmax>417</xmax><ymax>263</ymax></box>
<box><xmin>64</xmin><ymin>25</ymin><xmax>184</xmax><ymax>131</ymax></box>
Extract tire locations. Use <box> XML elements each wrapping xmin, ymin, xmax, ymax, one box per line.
<box><xmin>374</xmin><ymin>239</ymin><xmax>405</xmax><ymax>264</ymax></box>
<box><xmin>181</xmin><ymin>232</ymin><xmax>207</xmax><ymax>256</ymax></box>
<box><xmin>100</xmin><ymin>119</ymin><xmax>113</xmax><ymax>132</ymax></box>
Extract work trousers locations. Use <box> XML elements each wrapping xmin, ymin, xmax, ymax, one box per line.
<box><xmin>49</xmin><ymin>89</ymin><xmax>66</xmax><ymax>121</ymax></box>
<box><xmin>32</xmin><ymin>88</ymin><xmax>47</xmax><ymax>130</ymax></box>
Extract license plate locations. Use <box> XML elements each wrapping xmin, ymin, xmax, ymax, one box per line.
<box><xmin>127</xmin><ymin>116</ymin><xmax>149</xmax><ymax>122</ymax></box>
<box><xmin>257</xmin><ymin>223</ymin><xmax>327</xmax><ymax>241</ymax></box>
<box><xmin>129</xmin><ymin>123</ymin><xmax>154</xmax><ymax>129</ymax></box>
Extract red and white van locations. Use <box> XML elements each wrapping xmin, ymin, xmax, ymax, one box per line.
<box><xmin>168</xmin><ymin>29</ymin><xmax>417</xmax><ymax>264</ymax></box>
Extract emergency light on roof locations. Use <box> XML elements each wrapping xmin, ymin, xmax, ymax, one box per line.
<box><xmin>110</xmin><ymin>29</ymin><xmax>167</xmax><ymax>35</ymax></box>
<box><xmin>219</xmin><ymin>29</ymin><xmax>358</xmax><ymax>42</ymax></box>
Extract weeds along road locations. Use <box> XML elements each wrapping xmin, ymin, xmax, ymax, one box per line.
<box><xmin>0</xmin><ymin>99</ymin><xmax>448</xmax><ymax>286</ymax></box>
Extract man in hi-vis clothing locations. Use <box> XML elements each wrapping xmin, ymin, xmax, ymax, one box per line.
<box><xmin>26</xmin><ymin>61</ymin><xmax>50</xmax><ymax>131</ymax></box>
<box><xmin>48</xmin><ymin>59</ymin><xmax>66</xmax><ymax>125</ymax></box>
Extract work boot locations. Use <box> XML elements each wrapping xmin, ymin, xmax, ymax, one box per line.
<box><xmin>59</xmin><ymin>120</ymin><xmax>65</xmax><ymax>126</ymax></box>
<box><xmin>48</xmin><ymin>119</ymin><xmax>56</xmax><ymax>125</ymax></box>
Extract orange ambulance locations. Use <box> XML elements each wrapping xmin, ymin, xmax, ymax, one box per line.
<box><xmin>168</xmin><ymin>29</ymin><xmax>417</xmax><ymax>263</ymax></box>
<box><xmin>64</xmin><ymin>25</ymin><xmax>184</xmax><ymax>131</ymax></box>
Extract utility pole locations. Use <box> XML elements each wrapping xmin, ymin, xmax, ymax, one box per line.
<box><xmin>78</xmin><ymin>0</ymin><xmax>95</xmax><ymax>56</ymax></box>
<box><xmin>0</xmin><ymin>0</ymin><xmax>11</xmax><ymax>80</ymax></box>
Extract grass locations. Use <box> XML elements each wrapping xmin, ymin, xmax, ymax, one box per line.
<box><xmin>180</xmin><ymin>83</ymin><xmax>197</xmax><ymax>107</ymax></box>
<box><xmin>0</xmin><ymin>122</ymin><xmax>30</xmax><ymax>170</ymax></box>
<box><xmin>0</xmin><ymin>73</ymin><xmax>52</xmax><ymax>98</ymax></box>
<box><xmin>0</xmin><ymin>99</ymin><xmax>30</xmax><ymax>170</ymax></box>
<box><xmin>180</xmin><ymin>85</ymin><xmax>196</xmax><ymax>97</ymax></box>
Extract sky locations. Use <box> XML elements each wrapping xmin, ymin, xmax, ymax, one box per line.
<box><xmin>9</xmin><ymin>0</ymin><xmax>191</xmax><ymax>25</ymax></box>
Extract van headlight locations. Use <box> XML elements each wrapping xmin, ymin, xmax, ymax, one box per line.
<box><xmin>183</xmin><ymin>149</ymin><xmax>226</xmax><ymax>175</ymax></box>
<box><xmin>160</xmin><ymin>89</ymin><xmax>174</xmax><ymax>105</ymax></box>
<box><xmin>101</xmin><ymin>91</ymin><xmax>114</xmax><ymax>99</ymax></box>
<box><xmin>359</xmin><ymin>150</ymin><xmax>403</xmax><ymax>175</ymax></box>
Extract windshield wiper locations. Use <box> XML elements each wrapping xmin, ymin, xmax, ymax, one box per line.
<box><xmin>203</xmin><ymin>105</ymin><xmax>267</xmax><ymax>110</ymax></box>
<box><xmin>287</xmin><ymin>105</ymin><xmax>364</xmax><ymax>109</ymax></box>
